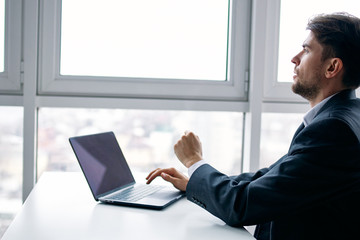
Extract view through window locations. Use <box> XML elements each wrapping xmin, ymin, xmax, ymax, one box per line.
<box><xmin>260</xmin><ymin>113</ymin><xmax>303</xmax><ymax>168</ymax></box>
<box><xmin>60</xmin><ymin>0</ymin><xmax>229</xmax><ymax>81</ymax></box>
<box><xmin>0</xmin><ymin>107</ymin><xmax>23</xmax><ymax>238</ymax></box>
<box><xmin>37</xmin><ymin>108</ymin><xmax>243</xmax><ymax>179</ymax></box>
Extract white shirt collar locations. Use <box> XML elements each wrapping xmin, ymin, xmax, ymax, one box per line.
<box><xmin>303</xmin><ymin>93</ymin><xmax>337</xmax><ymax>127</ymax></box>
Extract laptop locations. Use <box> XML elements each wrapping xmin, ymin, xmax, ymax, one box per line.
<box><xmin>69</xmin><ymin>131</ymin><xmax>185</xmax><ymax>210</ymax></box>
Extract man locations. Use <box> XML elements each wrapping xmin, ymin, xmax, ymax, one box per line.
<box><xmin>146</xmin><ymin>13</ymin><xmax>360</xmax><ymax>239</ymax></box>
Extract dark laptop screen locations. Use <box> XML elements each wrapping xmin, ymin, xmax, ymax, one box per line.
<box><xmin>69</xmin><ymin>132</ymin><xmax>135</xmax><ymax>198</ymax></box>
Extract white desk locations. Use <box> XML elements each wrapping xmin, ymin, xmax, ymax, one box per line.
<box><xmin>3</xmin><ymin>172</ymin><xmax>255</xmax><ymax>240</ymax></box>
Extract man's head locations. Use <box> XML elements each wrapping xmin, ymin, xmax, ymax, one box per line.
<box><xmin>291</xmin><ymin>12</ymin><xmax>360</xmax><ymax>103</ymax></box>
<box><xmin>307</xmin><ymin>12</ymin><xmax>360</xmax><ymax>89</ymax></box>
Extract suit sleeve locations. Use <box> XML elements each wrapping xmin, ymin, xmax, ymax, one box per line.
<box><xmin>186</xmin><ymin>118</ymin><xmax>360</xmax><ymax>226</ymax></box>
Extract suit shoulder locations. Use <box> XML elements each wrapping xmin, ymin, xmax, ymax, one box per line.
<box><xmin>312</xmin><ymin>99</ymin><xmax>360</xmax><ymax>142</ymax></box>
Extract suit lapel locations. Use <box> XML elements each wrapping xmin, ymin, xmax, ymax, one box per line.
<box><xmin>293</xmin><ymin>122</ymin><xmax>305</xmax><ymax>138</ymax></box>
<box><xmin>288</xmin><ymin>122</ymin><xmax>305</xmax><ymax>152</ymax></box>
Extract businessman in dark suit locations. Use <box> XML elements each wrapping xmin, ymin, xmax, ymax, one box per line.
<box><xmin>146</xmin><ymin>13</ymin><xmax>360</xmax><ymax>239</ymax></box>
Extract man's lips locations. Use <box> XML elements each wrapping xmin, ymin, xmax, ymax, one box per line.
<box><xmin>293</xmin><ymin>70</ymin><xmax>298</xmax><ymax>80</ymax></box>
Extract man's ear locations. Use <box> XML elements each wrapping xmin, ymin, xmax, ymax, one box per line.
<box><xmin>325</xmin><ymin>58</ymin><xmax>343</xmax><ymax>78</ymax></box>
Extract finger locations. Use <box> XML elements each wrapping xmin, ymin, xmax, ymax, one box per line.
<box><xmin>190</xmin><ymin>132</ymin><xmax>201</xmax><ymax>143</ymax></box>
<box><xmin>195</xmin><ymin>134</ymin><xmax>201</xmax><ymax>141</ymax></box>
<box><xmin>146</xmin><ymin>169</ymin><xmax>163</xmax><ymax>184</ymax></box>
<box><xmin>161</xmin><ymin>172</ymin><xmax>181</xmax><ymax>187</ymax></box>
<box><xmin>166</xmin><ymin>167</ymin><xmax>186</xmax><ymax>179</ymax></box>
<box><xmin>161</xmin><ymin>172</ymin><xmax>188</xmax><ymax>192</ymax></box>
<box><xmin>146</xmin><ymin>174</ymin><xmax>159</xmax><ymax>184</ymax></box>
<box><xmin>147</xmin><ymin>168</ymin><xmax>179</xmax><ymax>183</ymax></box>
<box><xmin>145</xmin><ymin>168</ymin><xmax>160</xmax><ymax>180</ymax></box>
<box><xmin>161</xmin><ymin>172</ymin><xmax>174</xmax><ymax>183</ymax></box>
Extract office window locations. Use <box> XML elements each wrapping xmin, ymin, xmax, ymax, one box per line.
<box><xmin>260</xmin><ymin>113</ymin><xmax>303</xmax><ymax>168</ymax></box>
<box><xmin>0</xmin><ymin>107</ymin><xmax>23</xmax><ymax>238</ymax></box>
<box><xmin>61</xmin><ymin>0</ymin><xmax>228</xmax><ymax>81</ymax></box>
<box><xmin>0</xmin><ymin>0</ymin><xmax>4</xmax><ymax>73</ymax></box>
<box><xmin>263</xmin><ymin>0</ymin><xmax>360</xmax><ymax>100</ymax></box>
<box><xmin>0</xmin><ymin>0</ymin><xmax>21</xmax><ymax>93</ymax></box>
<box><xmin>37</xmin><ymin>108</ymin><xmax>243</xmax><ymax>179</ymax></box>
<box><xmin>39</xmin><ymin>0</ymin><xmax>251</xmax><ymax>102</ymax></box>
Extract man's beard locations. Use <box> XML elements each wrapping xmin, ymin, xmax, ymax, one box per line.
<box><xmin>292</xmin><ymin>77</ymin><xmax>320</xmax><ymax>101</ymax></box>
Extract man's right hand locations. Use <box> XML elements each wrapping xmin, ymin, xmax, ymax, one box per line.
<box><xmin>174</xmin><ymin>131</ymin><xmax>203</xmax><ymax>168</ymax></box>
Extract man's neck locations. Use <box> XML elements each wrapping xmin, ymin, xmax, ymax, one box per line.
<box><xmin>309</xmin><ymin>88</ymin><xmax>346</xmax><ymax>107</ymax></box>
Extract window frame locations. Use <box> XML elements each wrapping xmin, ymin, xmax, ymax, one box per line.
<box><xmin>0</xmin><ymin>0</ymin><xmax>22</xmax><ymax>94</ymax></box>
<box><xmin>38</xmin><ymin>0</ymin><xmax>251</xmax><ymax>102</ymax></box>
<box><xmin>261</xmin><ymin>0</ymin><xmax>304</xmax><ymax>103</ymax></box>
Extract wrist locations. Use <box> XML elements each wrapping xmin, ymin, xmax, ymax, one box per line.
<box><xmin>188</xmin><ymin>159</ymin><xmax>206</xmax><ymax>177</ymax></box>
<box><xmin>184</xmin><ymin>156</ymin><xmax>202</xmax><ymax>168</ymax></box>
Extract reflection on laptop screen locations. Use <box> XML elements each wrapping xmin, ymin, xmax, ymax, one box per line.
<box><xmin>70</xmin><ymin>132</ymin><xmax>135</xmax><ymax>197</ymax></box>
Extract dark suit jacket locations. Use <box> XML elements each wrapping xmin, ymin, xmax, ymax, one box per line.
<box><xmin>186</xmin><ymin>89</ymin><xmax>360</xmax><ymax>240</ymax></box>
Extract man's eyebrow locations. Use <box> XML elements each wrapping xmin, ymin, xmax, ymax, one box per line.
<box><xmin>302</xmin><ymin>43</ymin><xmax>311</xmax><ymax>49</ymax></box>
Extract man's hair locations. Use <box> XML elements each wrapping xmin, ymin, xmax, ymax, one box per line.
<box><xmin>307</xmin><ymin>12</ymin><xmax>360</xmax><ymax>89</ymax></box>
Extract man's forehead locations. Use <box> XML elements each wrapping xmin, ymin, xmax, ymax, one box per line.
<box><xmin>302</xmin><ymin>31</ymin><xmax>320</xmax><ymax>49</ymax></box>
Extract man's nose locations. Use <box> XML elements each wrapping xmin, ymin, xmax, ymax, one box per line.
<box><xmin>291</xmin><ymin>53</ymin><xmax>300</xmax><ymax>66</ymax></box>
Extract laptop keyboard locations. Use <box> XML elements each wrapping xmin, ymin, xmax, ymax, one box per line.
<box><xmin>111</xmin><ymin>184</ymin><xmax>165</xmax><ymax>202</ymax></box>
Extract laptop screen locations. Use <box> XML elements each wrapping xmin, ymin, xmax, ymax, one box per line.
<box><xmin>69</xmin><ymin>132</ymin><xmax>135</xmax><ymax>198</ymax></box>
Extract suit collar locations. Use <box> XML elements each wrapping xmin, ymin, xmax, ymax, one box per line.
<box><xmin>314</xmin><ymin>89</ymin><xmax>356</xmax><ymax>118</ymax></box>
<box><xmin>324</xmin><ymin>89</ymin><xmax>356</xmax><ymax>104</ymax></box>
<box><xmin>303</xmin><ymin>94</ymin><xmax>334</xmax><ymax>127</ymax></box>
